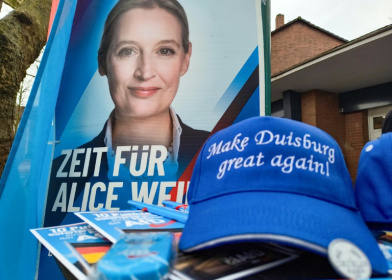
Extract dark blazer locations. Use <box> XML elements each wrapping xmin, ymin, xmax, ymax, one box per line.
<box><xmin>44</xmin><ymin>116</ymin><xmax>210</xmax><ymax>227</ymax></box>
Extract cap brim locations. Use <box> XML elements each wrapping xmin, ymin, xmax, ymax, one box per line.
<box><xmin>179</xmin><ymin>192</ymin><xmax>388</xmax><ymax>275</ymax></box>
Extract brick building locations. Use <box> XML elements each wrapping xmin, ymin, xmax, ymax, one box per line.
<box><xmin>270</xmin><ymin>14</ymin><xmax>392</xmax><ymax>181</ymax></box>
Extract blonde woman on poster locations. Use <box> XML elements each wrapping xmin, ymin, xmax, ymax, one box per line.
<box><xmin>44</xmin><ymin>0</ymin><xmax>209</xmax><ymax>228</ymax></box>
<box><xmin>97</xmin><ymin>0</ymin><xmax>209</xmax><ymax>156</ymax></box>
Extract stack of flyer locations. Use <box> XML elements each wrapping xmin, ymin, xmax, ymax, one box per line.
<box><xmin>31</xmin><ymin>204</ymin><xmax>298</xmax><ymax>280</ymax></box>
<box><xmin>371</xmin><ymin>229</ymin><xmax>392</xmax><ymax>275</ymax></box>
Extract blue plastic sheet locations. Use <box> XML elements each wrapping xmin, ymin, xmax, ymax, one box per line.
<box><xmin>0</xmin><ymin>1</ymin><xmax>77</xmax><ymax>278</ymax></box>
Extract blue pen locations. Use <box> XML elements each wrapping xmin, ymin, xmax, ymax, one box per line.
<box><xmin>162</xmin><ymin>200</ymin><xmax>189</xmax><ymax>213</ymax></box>
<box><xmin>128</xmin><ymin>200</ymin><xmax>188</xmax><ymax>223</ymax></box>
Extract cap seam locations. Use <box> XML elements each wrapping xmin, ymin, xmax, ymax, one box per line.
<box><xmin>192</xmin><ymin>189</ymin><xmax>358</xmax><ymax>211</ymax></box>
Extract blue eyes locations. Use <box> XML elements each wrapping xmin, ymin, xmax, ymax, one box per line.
<box><xmin>158</xmin><ymin>48</ymin><xmax>175</xmax><ymax>56</ymax></box>
<box><xmin>117</xmin><ymin>47</ymin><xmax>175</xmax><ymax>57</ymax></box>
<box><xmin>118</xmin><ymin>48</ymin><xmax>134</xmax><ymax>57</ymax></box>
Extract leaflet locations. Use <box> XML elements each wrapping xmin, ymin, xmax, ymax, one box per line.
<box><xmin>372</xmin><ymin>230</ymin><xmax>392</xmax><ymax>275</ymax></box>
<box><xmin>31</xmin><ymin>217</ymin><xmax>297</xmax><ymax>280</ymax></box>
<box><xmin>171</xmin><ymin>242</ymin><xmax>298</xmax><ymax>280</ymax></box>
<box><xmin>75</xmin><ymin>210</ymin><xmax>184</xmax><ymax>243</ymax></box>
<box><xmin>31</xmin><ymin>222</ymin><xmax>112</xmax><ymax>280</ymax></box>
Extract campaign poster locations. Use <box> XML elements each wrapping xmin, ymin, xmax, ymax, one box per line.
<box><xmin>43</xmin><ymin>0</ymin><xmax>268</xmax><ymax>229</ymax></box>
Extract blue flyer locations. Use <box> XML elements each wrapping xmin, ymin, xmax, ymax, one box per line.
<box><xmin>75</xmin><ymin>210</ymin><xmax>184</xmax><ymax>243</ymax></box>
<box><xmin>31</xmin><ymin>222</ymin><xmax>112</xmax><ymax>280</ymax></box>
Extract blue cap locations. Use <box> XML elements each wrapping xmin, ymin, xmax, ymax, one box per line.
<box><xmin>179</xmin><ymin>116</ymin><xmax>388</xmax><ymax>275</ymax></box>
<box><xmin>355</xmin><ymin>132</ymin><xmax>392</xmax><ymax>224</ymax></box>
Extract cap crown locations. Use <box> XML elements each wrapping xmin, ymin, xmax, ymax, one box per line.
<box><xmin>355</xmin><ymin>132</ymin><xmax>392</xmax><ymax>223</ymax></box>
<box><xmin>188</xmin><ymin>117</ymin><xmax>356</xmax><ymax>210</ymax></box>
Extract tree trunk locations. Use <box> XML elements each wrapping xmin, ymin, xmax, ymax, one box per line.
<box><xmin>0</xmin><ymin>0</ymin><xmax>52</xmax><ymax>175</ymax></box>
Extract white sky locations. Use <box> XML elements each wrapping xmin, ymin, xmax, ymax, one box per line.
<box><xmin>0</xmin><ymin>3</ymin><xmax>12</xmax><ymax>19</ymax></box>
<box><xmin>271</xmin><ymin>0</ymin><xmax>392</xmax><ymax>41</ymax></box>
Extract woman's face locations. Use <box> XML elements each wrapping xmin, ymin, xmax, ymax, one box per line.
<box><xmin>101</xmin><ymin>7</ymin><xmax>191</xmax><ymax>119</ymax></box>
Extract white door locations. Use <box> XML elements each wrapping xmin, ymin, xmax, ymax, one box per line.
<box><xmin>368</xmin><ymin>105</ymin><xmax>392</xmax><ymax>141</ymax></box>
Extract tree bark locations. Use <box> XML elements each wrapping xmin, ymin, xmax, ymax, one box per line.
<box><xmin>0</xmin><ymin>0</ymin><xmax>52</xmax><ymax>175</ymax></box>
<box><xmin>4</xmin><ymin>0</ymin><xmax>25</xmax><ymax>9</ymax></box>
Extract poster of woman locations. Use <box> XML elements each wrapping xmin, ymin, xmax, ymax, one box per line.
<box><xmin>43</xmin><ymin>0</ymin><xmax>268</xmax><ymax>229</ymax></box>
<box><xmin>0</xmin><ymin>0</ymin><xmax>268</xmax><ymax>278</ymax></box>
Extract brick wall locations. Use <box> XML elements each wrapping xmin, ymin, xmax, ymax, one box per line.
<box><xmin>301</xmin><ymin>90</ymin><xmax>363</xmax><ymax>180</ymax></box>
<box><xmin>344</xmin><ymin>111</ymin><xmax>369</xmax><ymax>183</ymax></box>
<box><xmin>301</xmin><ymin>91</ymin><xmax>317</xmax><ymax>126</ymax></box>
<box><xmin>276</xmin><ymin>14</ymin><xmax>285</xmax><ymax>29</ymax></box>
<box><xmin>271</xmin><ymin>21</ymin><xmax>345</xmax><ymax>76</ymax></box>
<box><xmin>301</xmin><ymin>90</ymin><xmax>369</xmax><ymax>182</ymax></box>
<box><xmin>301</xmin><ymin>90</ymin><xmax>345</xmax><ymax>148</ymax></box>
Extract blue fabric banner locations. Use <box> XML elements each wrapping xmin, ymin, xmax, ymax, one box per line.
<box><xmin>0</xmin><ymin>0</ymin><xmax>77</xmax><ymax>278</ymax></box>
